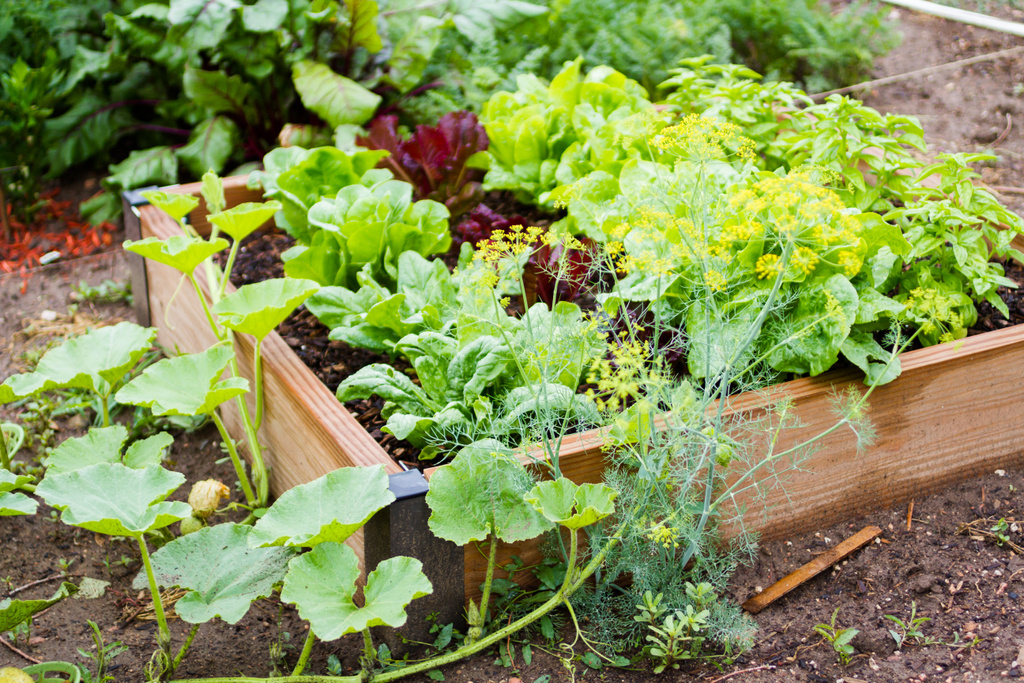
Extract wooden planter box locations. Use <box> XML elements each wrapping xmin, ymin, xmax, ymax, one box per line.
<box><xmin>126</xmin><ymin>175</ymin><xmax>1024</xmax><ymax>619</ymax></box>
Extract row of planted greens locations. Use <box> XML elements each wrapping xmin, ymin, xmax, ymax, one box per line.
<box><xmin>5</xmin><ymin>54</ymin><xmax>1024</xmax><ymax>683</ymax></box>
<box><xmin>234</xmin><ymin>57</ymin><xmax>1024</xmax><ymax>463</ymax></box>
<box><xmin>1</xmin><ymin>0</ymin><xmax>894</xmax><ymax>225</ymax></box>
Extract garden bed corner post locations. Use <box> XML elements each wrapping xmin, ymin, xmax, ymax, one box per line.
<box><xmin>364</xmin><ymin>470</ymin><xmax>465</xmax><ymax>652</ymax></box>
<box><xmin>121</xmin><ymin>187</ymin><xmax>160</xmax><ymax>328</ymax></box>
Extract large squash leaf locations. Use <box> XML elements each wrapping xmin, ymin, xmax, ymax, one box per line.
<box><xmin>213</xmin><ymin>278</ymin><xmax>320</xmax><ymax>341</ymax></box>
<box><xmin>36</xmin><ymin>463</ymin><xmax>191</xmax><ymax>537</ymax></box>
<box><xmin>281</xmin><ymin>542</ymin><xmax>430</xmax><ymax>640</ymax></box>
<box><xmin>116</xmin><ymin>345</ymin><xmax>248</xmax><ymax>417</ymax></box>
<box><xmin>1</xmin><ymin>322</ymin><xmax>155</xmax><ymax>399</ymax></box>
<box><xmin>123</xmin><ymin>235</ymin><xmax>229</xmax><ymax>275</ymax></box>
<box><xmin>44</xmin><ymin>426</ymin><xmax>171</xmax><ymax>474</ymax></box>
<box><xmin>0</xmin><ymin>583</ymin><xmax>77</xmax><ymax>631</ymax></box>
<box><xmin>292</xmin><ymin>60</ymin><xmax>381</xmax><ymax>128</ymax></box>
<box><xmin>426</xmin><ymin>441</ymin><xmax>551</xmax><ymax>545</ymax></box>
<box><xmin>249</xmin><ymin>466</ymin><xmax>394</xmax><ymax>548</ymax></box>
<box><xmin>524</xmin><ymin>479</ymin><xmax>617</xmax><ymax>530</ymax></box>
<box><xmin>137</xmin><ymin>523</ymin><xmax>293</xmax><ymax>624</ymax></box>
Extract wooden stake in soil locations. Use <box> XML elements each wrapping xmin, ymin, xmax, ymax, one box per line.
<box><xmin>907</xmin><ymin>499</ymin><xmax>915</xmax><ymax>532</ymax></box>
<box><xmin>741</xmin><ymin>526</ymin><xmax>882</xmax><ymax>614</ymax></box>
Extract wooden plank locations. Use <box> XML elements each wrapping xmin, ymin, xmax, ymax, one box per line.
<box><xmin>742</xmin><ymin>526</ymin><xmax>882</xmax><ymax>614</ymax></box>
<box><xmin>552</xmin><ymin>322</ymin><xmax>1024</xmax><ymax>543</ymax></box>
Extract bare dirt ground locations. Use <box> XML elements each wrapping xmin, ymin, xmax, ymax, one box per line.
<box><xmin>4</xmin><ymin>6</ymin><xmax>1024</xmax><ymax>682</ymax></box>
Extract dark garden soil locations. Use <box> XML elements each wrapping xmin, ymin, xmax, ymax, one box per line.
<box><xmin>6</xmin><ymin>5</ymin><xmax>1024</xmax><ymax>683</ymax></box>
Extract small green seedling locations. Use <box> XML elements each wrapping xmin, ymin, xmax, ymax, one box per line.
<box><xmin>883</xmin><ymin>601</ymin><xmax>933</xmax><ymax>648</ymax></box>
<box><xmin>813</xmin><ymin>608</ymin><xmax>859</xmax><ymax>666</ymax></box>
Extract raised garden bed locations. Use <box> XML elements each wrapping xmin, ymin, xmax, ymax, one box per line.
<box><xmin>125</xmin><ymin>174</ymin><xmax>1024</xmax><ymax>609</ymax></box>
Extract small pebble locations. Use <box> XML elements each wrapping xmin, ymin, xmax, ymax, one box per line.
<box><xmin>1009</xmin><ymin>591</ymin><xmax>1019</xmax><ymax>599</ymax></box>
<box><xmin>40</xmin><ymin>309</ymin><xmax>58</xmax><ymax>321</ymax></box>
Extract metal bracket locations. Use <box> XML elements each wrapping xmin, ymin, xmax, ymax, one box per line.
<box><xmin>364</xmin><ymin>470</ymin><xmax>464</xmax><ymax>653</ymax></box>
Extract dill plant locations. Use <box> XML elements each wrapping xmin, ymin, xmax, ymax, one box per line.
<box><xmin>526</xmin><ymin>112</ymin><xmax>909</xmax><ymax>663</ymax></box>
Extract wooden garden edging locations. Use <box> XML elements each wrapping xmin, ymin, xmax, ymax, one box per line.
<box><xmin>125</xmin><ymin>175</ymin><xmax>1024</xmax><ymax>615</ymax></box>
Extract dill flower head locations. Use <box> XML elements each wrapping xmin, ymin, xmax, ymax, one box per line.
<box><xmin>650</xmin><ymin>114</ymin><xmax>755</xmax><ymax>162</ymax></box>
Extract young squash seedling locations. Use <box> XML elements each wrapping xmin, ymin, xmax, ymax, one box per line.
<box><xmin>813</xmin><ymin>608</ymin><xmax>859</xmax><ymax>666</ymax></box>
<box><xmin>124</xmin><ymin>174</ymin><xmax>317</xmax><ymax>511</ymax></box>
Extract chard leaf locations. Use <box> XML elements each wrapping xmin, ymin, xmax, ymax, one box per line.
<box><xmin>241</xmin><ymin>0</ymin><xmax>288</xmax><ymax>31</ymax></box>
<box><xmin>0</xmin><ymin>469</ymin><xmax>34</xmax><ymax>494</ymax></box>
<box><xmin>44</xmin><ymin>426</ymin><xmax>171</xmax><ymax>474</ymax></box>
<box><xmin>213</xmin><ymin>278</ymin><xmax>320</xmax><ymax>340</ymax></box>
<box><xmin>426</xmin><ymin>442</ymin><xmax>551</xmax><ymax>545</ymax></box>
<box><xmin>140</xmin><ymin>191</ymin><xmax>199</xmax><ymax>222</ymax></box>
<box><xmin>208</xmin><ymin>201</ymin><xmax>283</xmax><ymax>241</ymax></box>
<box><xmin>2</xmin><ymin>322</ymin><xmax>155</xmax><ymax>398</ymax></box>
<box><xmin>525</xmin><ymin>479</ymin><xmax>617</xmax><ymax>530</ymax></box>
<box><xmin>137</xmin><ymin>523</ymin><xmax>293</xmax><ymax>624</ymax></box>
<box><xmin>168</xmin><ymin>0</ymin><xmax>242</xmax><ymax>50</ymax></box>
<box><xmin>0</xmin><ymin>583</ymin><xmax>77</xmax><ymax>632</ymax></box>
<box><xmin>340</xmin><ymin>0</ymin><xmax>383</xmax><ymax>53</ymax></box>
<box><xmin>103</xmin><ymin>146</ymin><xmax>179</xmax><ymax>194</ymax></box>
<box><xmin>249</xmin><ymin>466</ymin><xmax>394</xmax><ymax>548</ymax></box>
<box><xmin>176</xmin><ymin>116</ymin><xmax>240</xmax><ymax>177</ymax></box>
<box><xmin>35</xmin><ymin>463</ymin><xmax>191</xmax><ymax>537</ymax></box>
<box><xmin>281</xmin><ymin>543</ymin><xmax>431</xmax><ymax>640</ymax></box>
<box><xmin>123</xmin><ymin>235</ymin><xmax>230</xmax><ymax>275</ymax></box>
<box><xmin>292</xmin><ymin>60</ymin><xmax>381</xmax><ymax>128</ymax></box>
<box><xmin>115</xmin><ymin>345</ymin><xmax>248</xmax><ymax>417</ymax></box>
<box><xmin>386</xmin><ymin>15</ymin><xmax>445</xmax><ymax>93</ymax></box>
<box><xmin>183</xmin><ymin>66</ymin><xmax>254</xmax><ymax>116</ymax></box>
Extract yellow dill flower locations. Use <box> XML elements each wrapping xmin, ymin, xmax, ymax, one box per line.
<box><xmin>792</xmin><ymin>246</ymin><xmax>819</xmax><ymax>275</ymax></box>
<box><xmin>836</xmin><ymin>250</ymin><xmax>862</xmax><ymax>277</ymax></box>
<box><xmin>645</xmin><ymin>522</ymin><xmax>680</xmax><ymax>550</ymax></box>
<box><xmin>650</xmin><ymin>114</ymin><xmax>755</xmax><ymax>162</ymax></box>
<box><xmin>475</xmin><ymin>224</ymin><xmax>545</xmax><ymax>263</ymax></box>
<box><xmin>604</xmin><ymin>240</ymin><xmax>624</xmax><ymax>257</ymax></box>
<box><xmin>755</xmin><ymin>253</ymin><xmax>781</xmax><ymax>279</ymax></box>
<box><xmin>704</xmin><ymin>269</ymin><xmax>727</xmax><ymax>292</ymax></box>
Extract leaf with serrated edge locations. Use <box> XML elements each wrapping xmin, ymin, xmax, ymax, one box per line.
<box><xmin>35</xmin><ymin>463</ymin><xmax>191</xmax><ymax>537</ymax></box>
<box><xmin>213</xmin><ymin>278</ymin><xmax>320</xmax><ymax>340</ymax></box>
<box><xmin>281</xmin><ymin>543</ymin><xmax>431</xmax><ymax>640</ymax></box>
<box><xmin>426</xmin><ymin>441</ymin><xmax>551</xmax><ymax>545</ymax></box>
<box><xmin>123</xmin><ymin>235</ymin><xmax>229</xmax><ymax>275</ymax></box>
<box><xmin>141</xmin><ymin>191</ymin><xmax>199</xmax><ymax>221</ymax></box>
<box><xmin>249</xmin><ymin>466</ymin><xmax>394</xmax><ymax>547</ymax></box>
<box><xmin>525</xmin><ymin>479</ymin><xmax>617</xmax><ymax>530</ymax></box>
<box><xmin>135</xmin><ymin>524</ymin><xmax>293</xmax><ymax>624</ymax></box>
<box><xmin>116</xmin><ymin>345</ymin><xmax>248</xmax><ymax>416</ymax></box>
<box><xmin>208</xmin><ymin>201</ymin><xmax>283</xmax><ymax>241</ymax></box>
<box><xmin>2</xmin><ymin>323</ymin><xmax>155</xmax><ymax>398</ymax></box>
<box><xmin>0</xmin><ymin>583</ymin><xmax>77</xmax><ymax>631</ymax></box>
